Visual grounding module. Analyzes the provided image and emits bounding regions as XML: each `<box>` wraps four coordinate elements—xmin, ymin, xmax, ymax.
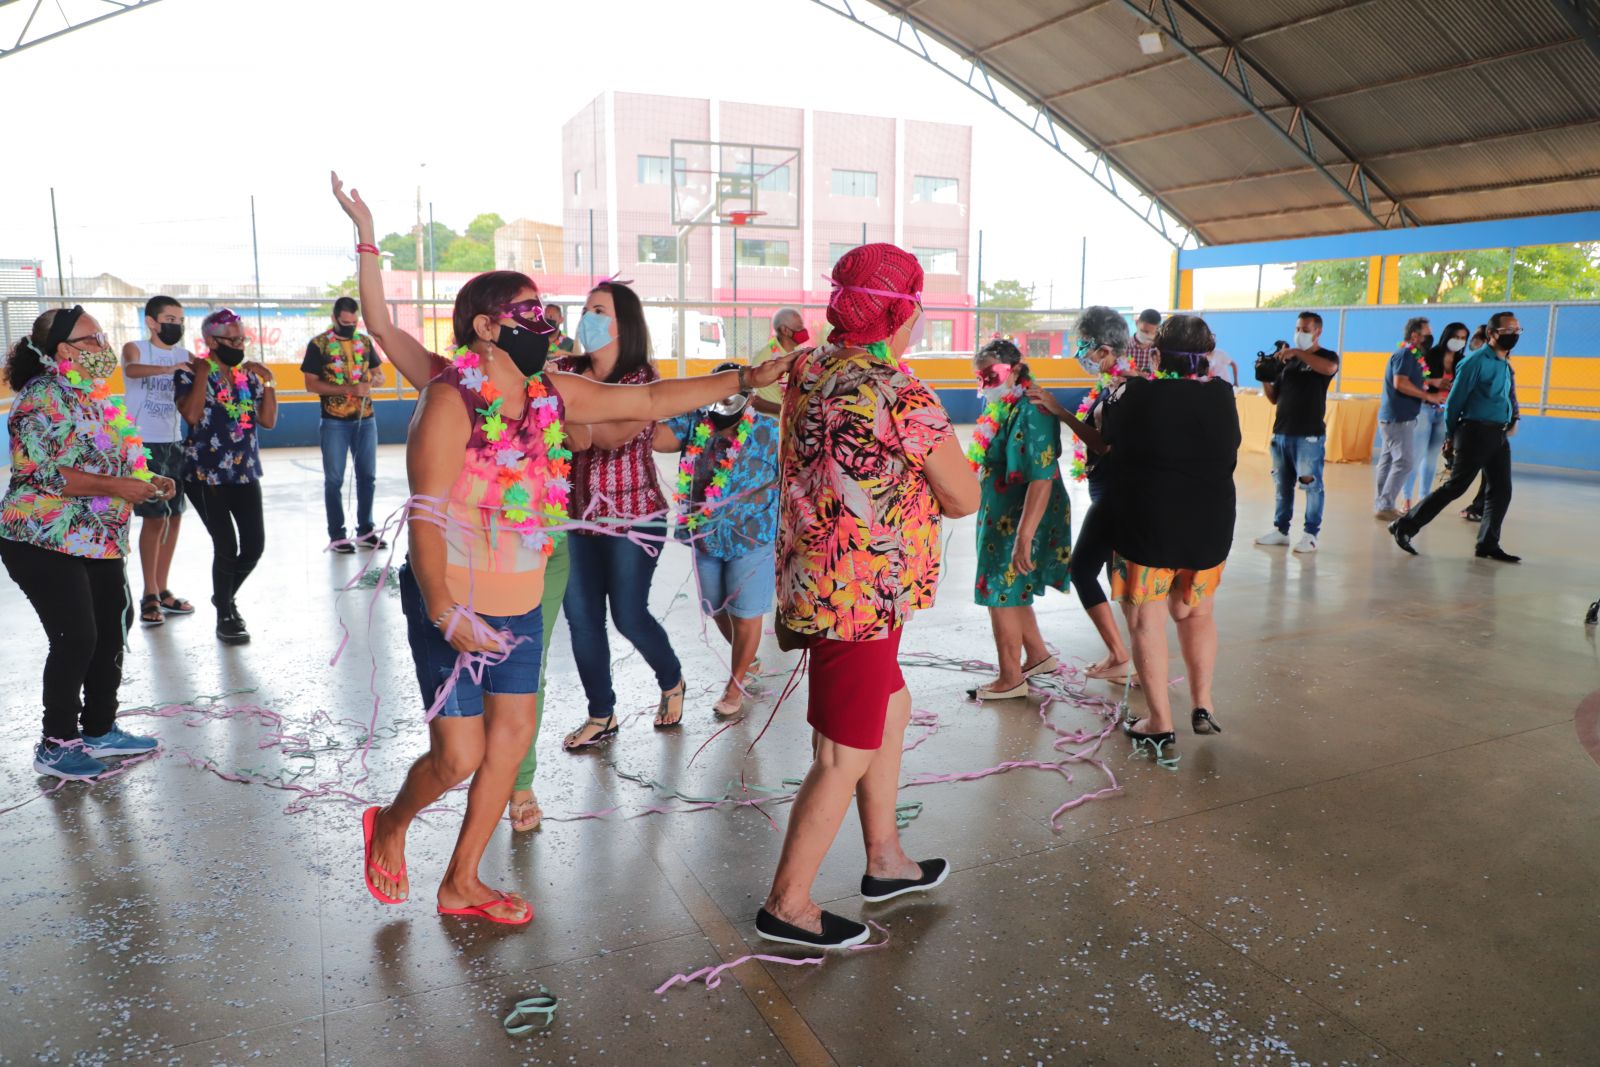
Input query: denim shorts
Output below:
<box><xmin>133</xmin><ymin>442</ymin><xmax>188</xmax><ymax>518</ymax></box>
<box><xmin>693</xmin><ymin>544</ymin><xmax>775</xmax><ymax>619</ymax></box>
<box><xmin>398</xmin><ymin>562</ymin><xmax>542</xmax><ymax>718</ymax></box>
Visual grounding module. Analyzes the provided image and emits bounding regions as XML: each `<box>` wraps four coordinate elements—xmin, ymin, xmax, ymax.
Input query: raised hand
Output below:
<box><xmin>331</xmin><ymin>171</ymin><xmax>375</xmax><ymax>238</ymax></box>
<box><xmin>750</xmin><ymin>347</ymin><xmax>807</xmax><ymax>388</ymax></box>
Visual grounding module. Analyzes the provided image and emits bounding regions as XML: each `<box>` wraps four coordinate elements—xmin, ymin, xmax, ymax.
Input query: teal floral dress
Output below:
<box><xmin>974</xmin><ymin>398</ymin><xmax>1071</xmax><ymax>607</ymax></box>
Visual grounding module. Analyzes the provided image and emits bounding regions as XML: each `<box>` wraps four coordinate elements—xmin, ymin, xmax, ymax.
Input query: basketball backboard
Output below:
<box><xmin>670</xmin><ymin>139</ymin><xmax>801</xmax><ymax>229</ymax></box>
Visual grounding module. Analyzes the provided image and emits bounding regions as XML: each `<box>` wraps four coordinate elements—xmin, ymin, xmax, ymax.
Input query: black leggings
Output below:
<box><xmin>0</xmin><ymin>538</ymin><xmax>131</xmax><ymax>742</ymax></box>
<box><xmin>1070</xmin><ymin>478</ymin><xmax>1115</xmax><ymax>612</ymax></box>
<box><xmin>185</xmin><ymin>480</ymin><xmax>265</xmax><ymax>611</ymax></box>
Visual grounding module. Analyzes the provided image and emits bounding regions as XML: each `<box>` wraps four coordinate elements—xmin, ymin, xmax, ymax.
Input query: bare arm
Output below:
<box><xmin>651</xmin><ymin>423</ymin><xmax>683</xmax><ymax>452</ymax></box>
<box><xmin>249</xmin><ymin>364</ymin><xmax>279</xmax><ymax>430</ymax></box>
<box><xmin>1294</xmin><ymin>349</ymin><xmax>1338</xmax><ymax>376</ymax></box>
<box><xmin>751</xmin><ymin>396</ymin><xmax>782</xmax><ymax>417</ymax></box>
<box><xmin>60</xmin><ymin>467</ymin><xmax>164</xmax><ymax>504</ymax></box>
<box><xmin>553</xmin><ymin>355</ymin><xmax>795</xmax><ymax>427</ymax></box>
<box><xmin>1392</xmin><ymin>374</ymin><xmax>1437</xmax><ymax>402</ymax></box>
<box><xmin>922</xmin><ymin>435</ymin><xmax>980</xmax><ymax>519</ymax></box>
<box><xmin>591</xmin><ymin>420</ymin><xmax>651</xmax><ymax>449</ymax></box>
<box><xmin>1264</xmin><ymin>380</ymin><xmax>1280</xmax><ymax>404</ymax></box>
<box><xmin>122</xmin><ymin>340</ymin><xmax>185</xmax><ymax>378</ymax></box>
<box><xmin>331</xmin><ymin>172</ymin><xmax>433</xmax><ymax>389</ymax></box>
<box><xmin>1010</xmin><ymin>478</ymin><xmax>1053</xmax><ymax>574</ymax></box>
<box><xmin>1025</xmin><ymin>384</ymin><xmax>1107</xmax><ymax>453</ymax></box>
<box><xmin>303</xmin><ymin>373</ymin><xmax>366</xmax><ymax>398</ymax></box>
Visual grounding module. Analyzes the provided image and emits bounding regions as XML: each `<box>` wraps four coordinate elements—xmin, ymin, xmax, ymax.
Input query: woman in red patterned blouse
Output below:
<box><xmin>558</xmin><ymin>281</ymin><xmax>688</xmax><ymax>748</ymax></box>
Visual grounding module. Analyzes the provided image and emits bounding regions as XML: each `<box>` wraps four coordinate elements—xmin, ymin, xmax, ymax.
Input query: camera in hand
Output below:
<box><xmin>1254</xmin><ymin>340</ymin><xmax>1289</xmax><ymax>383</ymax></box>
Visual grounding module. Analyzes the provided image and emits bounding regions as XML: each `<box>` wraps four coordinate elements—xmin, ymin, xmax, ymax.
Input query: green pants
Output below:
<box><xmin>513</xmin><ymin>539</ymin><xmax>570</xmax><ymax>792</ymax></box>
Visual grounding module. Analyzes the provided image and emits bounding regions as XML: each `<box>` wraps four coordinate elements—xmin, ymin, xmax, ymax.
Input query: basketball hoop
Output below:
<box><xmin>722</xmin><ymin>210</ymin><xmax>767</xmax><ymax>227</ymax></box>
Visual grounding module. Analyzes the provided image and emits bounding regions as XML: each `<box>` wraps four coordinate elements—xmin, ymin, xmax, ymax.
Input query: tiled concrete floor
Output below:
<box><xmin>1</xmin><ymin>444</ymin><xmax>1596</xmax><ymax>1066</ymax></box>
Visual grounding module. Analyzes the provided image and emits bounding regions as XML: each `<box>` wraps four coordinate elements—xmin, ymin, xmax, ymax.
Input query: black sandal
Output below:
<box><xmin>1191</xmin><ymin>708</ymin><xmax>1223</xmax><ymax>735</ymax></box>
<box><xmin>158</xmin><ymin>589</ymin><xmax>195</xmax><ymax>615</ymax></box>
<box><xmin>139</xmin><ymin>594</ymin><xmax>165</xmax><ymax>627</ymax></box>
<box><xmin>563</xmin><ymin>714</ymin><xmax>618</xmax><ymax>751</ymax></box>
<box><xmin>654</xmin><ymin>681</ymin><xmax>686</xmax><ymax>729</ymax></box>
<box><xmin>1122</xmin><ymin>718</ymin><xmax>1178</xmax><ymax>764</ymax></box>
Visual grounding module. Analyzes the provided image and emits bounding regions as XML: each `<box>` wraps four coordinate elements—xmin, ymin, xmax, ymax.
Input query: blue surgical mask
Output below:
<box><xmin>577</xmin><ymin>311</ymin><xmax>613</xmax><ymax>353</ymax></box>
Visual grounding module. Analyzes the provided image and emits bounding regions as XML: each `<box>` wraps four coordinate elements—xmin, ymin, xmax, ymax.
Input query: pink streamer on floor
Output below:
<box><xmin>655</xmin><ymin>921</ymin><xmax>890</xmax><ymax>994</ymax></box>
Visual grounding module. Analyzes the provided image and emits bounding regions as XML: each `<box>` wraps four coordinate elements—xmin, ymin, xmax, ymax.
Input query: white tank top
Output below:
<box><xmin>123</xmin><ymin>339</ymin><xmax>191</xmax><ymax>444</ymax></box>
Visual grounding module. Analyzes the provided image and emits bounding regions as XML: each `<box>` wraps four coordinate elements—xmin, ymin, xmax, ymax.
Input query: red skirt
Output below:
<box><xmin>806</xmin><ymin>628</ymin><xmax>906</xmax><ymax>750</ymax></box>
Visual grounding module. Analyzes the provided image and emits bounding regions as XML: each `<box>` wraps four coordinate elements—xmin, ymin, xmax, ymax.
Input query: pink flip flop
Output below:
<box><xmin>362</xmin><ymin>806</ymin><xmax>407</xmax><ymax>905</ymax></box>
<box><xmin>437</xmin><ymin>890</ymin><xmax>533</xmax><ymax>925</ymax></box>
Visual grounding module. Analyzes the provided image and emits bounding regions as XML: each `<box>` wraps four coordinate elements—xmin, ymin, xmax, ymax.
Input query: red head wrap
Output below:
<box><xmin>825</xmin><ymin>243</ymin><xmax>923</xmax><ymax>347</ymax></box>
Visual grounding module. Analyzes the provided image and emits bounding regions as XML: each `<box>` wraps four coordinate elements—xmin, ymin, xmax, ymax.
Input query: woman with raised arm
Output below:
<box><xmin>334</xmin><ymin>175</ymin><xmax>796</xmax><ymax>921</ymax></box>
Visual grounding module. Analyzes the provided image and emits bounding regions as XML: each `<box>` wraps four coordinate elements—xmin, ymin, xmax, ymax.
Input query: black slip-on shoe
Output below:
<box><xmin>755</xmin><ymin>907</ymin><xmax>869</xmax><ymax>949</ymax></box>
<box><xmin>1388</xmin><ymin>520</ymin><xmax>1418</xmax><ymax>556</ymax></box>
<box><xmin>1475</xmin><ymin>546</ymin><xmax>1521</xmax><ymax>563</ymax></box>
<box><xmin>216</xmin><ymin>612</ymin><xmax>250</xmax><ymax>646</ymax></box>
<box><xmin>861</xmin><ymin>858</ymin><xmax>950</xmax><ymax>903</ymax></box>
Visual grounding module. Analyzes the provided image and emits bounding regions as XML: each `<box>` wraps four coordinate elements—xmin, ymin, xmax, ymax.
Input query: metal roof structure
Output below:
<box><xmin>0</xmin><ymin>0</ymin><xmax>166</xmax><ymax>62</ymax></box>
<box><xmin>813</xmin><ymin>0</ymin><xmax>1600</xmax><ymax>248</ymax></box>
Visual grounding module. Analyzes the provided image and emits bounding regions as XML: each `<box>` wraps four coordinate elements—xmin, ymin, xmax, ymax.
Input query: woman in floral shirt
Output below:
<box><xmin>757</xmin><ymin>244</ymin><xmax>979</xmax><ymax>950</ymax></box>
<box><xmin>1</xmin><ymin>307</ymin><xmax>171</xmax><ymax>780</ymax></box>
<box><xmin>176</xmin><ymin>309</ymin><xmax>278</xmax><ymax>647</ymax></box>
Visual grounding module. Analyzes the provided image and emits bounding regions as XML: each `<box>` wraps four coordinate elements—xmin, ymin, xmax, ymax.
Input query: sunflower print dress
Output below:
<box><xmin>973</xmin><ymin>397</ymin><xmax>1071</xmax><ymax>607</ymax></box>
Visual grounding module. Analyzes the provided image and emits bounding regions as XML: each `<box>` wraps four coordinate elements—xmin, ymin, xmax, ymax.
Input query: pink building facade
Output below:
<box><xmin>558</xmin><ymin>92</ymin><xmax>975</xmax><ymax>356</ymax></box>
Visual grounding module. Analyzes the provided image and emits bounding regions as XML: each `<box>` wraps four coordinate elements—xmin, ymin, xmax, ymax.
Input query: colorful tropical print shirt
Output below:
<box><xmin>1</xmin><ymin>372</ymin><xmax>137</xmax><ymax>558</ymax></box>
<box><xmin>175</xmin><ymin>365</ymin><xmax>265</xmax><ymax>485</ymax></box>
<box><xmin>301</xmin><ymin>329</ymin><xmax>381</xmax><ymax>420</ymax></box>
<box><xmin>663</xmin><ymin>411</ymin><xmax>780</xmax><ymax>561</ymax></box>
<box><xmin>776</xmin><ymin>346</ymin><xmax>955</xmax><ymax>642</ymax></box>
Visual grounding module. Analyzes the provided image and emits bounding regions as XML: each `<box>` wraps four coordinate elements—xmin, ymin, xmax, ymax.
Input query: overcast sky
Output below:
<box><xmin>0</xmin><ymin>0</ymin><xmax>1176</xmax><ymax>307</ymax></box>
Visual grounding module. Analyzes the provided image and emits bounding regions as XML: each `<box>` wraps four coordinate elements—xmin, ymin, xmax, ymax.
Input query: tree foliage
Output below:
<box><xmin>978</xmin><ymin>278</ymin><xmax>1039</xmax><ymax>335</ymax></box>
<box><xmin>1266</xmin><ymin>243</ymin><xmax>1600</xmax><ymax>308</ymax></box>
<box><xmin>378</xmin><ymin>216</ymin><xmax>500</xmax><ymax>272</ymax></box>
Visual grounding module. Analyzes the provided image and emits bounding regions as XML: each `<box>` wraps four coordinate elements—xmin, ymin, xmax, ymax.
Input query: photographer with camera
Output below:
<box><xmin>1254</xmin><ymin>312</ymin><xmax>1339</xmax><ymax>554</ymax></box>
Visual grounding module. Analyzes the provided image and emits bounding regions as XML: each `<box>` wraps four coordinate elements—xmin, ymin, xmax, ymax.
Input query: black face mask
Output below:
<box><xmin>497</xmin><ymin>324</ymin><xmax>551</xmax><ymax>377</ymax></box>
<box><xmin>1495</xmin><ymin>332</ymin><xmax>1520</xmax><ymax>353</ymax></box>
<box><xmin>1420</xmin><ymin>334</ymin><xmax>1434</xmax><ymax>351</ymax></box>
<box><xmin>333</xmin><ymin>323</ymin><xmax>356</xmax><ymax>339</ymax></box>
<box><xmin>157</xmin><ymin>322</ymin><xmax>185</xmax><ymax>346</ymax></box>
<box><xmin>214</xmin><ymin>341</ymin><xmax>246</xmax><ymax>367</ymax></box>
<box><xmin>709</xmin><ymin>409</ymin><xmax>744</xmax><ymax>432</ymax></box>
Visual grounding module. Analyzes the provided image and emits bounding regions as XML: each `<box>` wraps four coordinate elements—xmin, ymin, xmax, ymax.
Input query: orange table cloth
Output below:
<box><xmin>1235</xmin><ymin>390</ymin><xmax>1378</xmax><ymax>463</ymax></box>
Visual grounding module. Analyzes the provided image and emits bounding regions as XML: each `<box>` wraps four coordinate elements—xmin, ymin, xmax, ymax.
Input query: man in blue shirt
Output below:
<box><xmin>1390</xmin><ymin>311</ymin><xmax>1521</xmax><ymax>562</ymax></box>
<box><xmin>1374</xmin><ymin>316</ymin><xmax>1443</xmax><ymax>520</ymax></box>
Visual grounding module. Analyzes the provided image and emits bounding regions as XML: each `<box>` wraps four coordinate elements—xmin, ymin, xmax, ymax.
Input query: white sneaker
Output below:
<box><xmin>1255</xmin><ymin>529</ymin><xmax>1290</xmax><ymax>546</ymax></box>
<box><xmin>1294</xmin><ymin>534</ymin><xmax>1318</xmax><ymax>553</ymax></box>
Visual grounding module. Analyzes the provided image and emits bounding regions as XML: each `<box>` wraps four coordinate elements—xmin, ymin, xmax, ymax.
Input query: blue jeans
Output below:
<box><xmin>1270</xmin><ymin>434</ymin><xmax>1326</xmax><ymax>536</ymax></box>
<box><xmin>319</xmin><ymin>417</ymin><xmax>377</xmax><ymax>540</ymax></box>
<box><xmin>1406</xmin><ymin>404</ymin><xmax>1448</xmax><ymax>500</ymax></box>
<box><xmin>563</xmin><ymin>527</ymin><xmax>683</xmax><ymax>717</ymax></box>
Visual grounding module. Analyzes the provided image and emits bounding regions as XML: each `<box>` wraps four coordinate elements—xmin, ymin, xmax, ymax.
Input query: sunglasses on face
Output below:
<box><xmin>498</xmin><ymin>300</ymin><xmax>556</xmax><ymax>334</ymax></box>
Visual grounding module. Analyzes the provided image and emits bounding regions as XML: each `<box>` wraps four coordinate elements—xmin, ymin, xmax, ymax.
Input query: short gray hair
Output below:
<box><xmin>1404</xmin><ymin>315</ymin><xmax>1430</xmax><ymax>339</ymax></box>
<box><xmin>1075</xmin><ymin>305</ymin><xmax>1129</xmax><ymax>353</ymax></box>
<box><xmin>771</xmin><ymin>306</ymin><xmax>802</xmax><ymax>332</ymax></box>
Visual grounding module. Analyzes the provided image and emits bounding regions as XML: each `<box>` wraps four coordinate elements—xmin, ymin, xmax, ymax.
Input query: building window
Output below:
<box><xmin>737</xmin><ymin>162</ymin><xmax>791</xmax><ymax>194</ymax></box>
<box><xmin>913</xmin><ymin>246</ymin><xmax>958</xmax><ymax>274</ymax></box>
<box><xmin>912</xmin><ymin>175</ymin><xmax>959</xmax><ymax>204</ymax></box>
<box><xmin>736</xmin><ymin>239</ymin><xmax>790</xmax><ymax>268</ymax></box>
<box><xmin>831</xmin><ymin>169</ymin><xmax>877</xmax><ymax>198</ymax></box>
<box><xmin>1027</xmin><ymin>337</ymin><xmax>1050</xmax><ymax>359</ymax></box>
<box><xmin>637</xmin><ymin>236</ymin><xmax>677</xmax><ymax>264</ymax></box>
<box><xmin>914</xmin><ymin>319</ymin><xmax>954</xmax><ymax>354</ymax></box>
<box><xmin>638</xmin><ymin>155</ymin><xmax>687</xmax><ymax>186</ymax></box>
<box><xmin>573</xmin><ymin>170</ymin><xmax>582</xmax><ymax>196</ymax></box>
<box><xmin>828</xmin><ymin>242</ymin><xmax>854</xmax><ymax>268</ymax></box>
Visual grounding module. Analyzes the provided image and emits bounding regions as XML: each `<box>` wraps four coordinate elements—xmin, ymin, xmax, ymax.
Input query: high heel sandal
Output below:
<box><xmin>1191</xmin><ymin>708</ymin><xmax>1222</xmax><ymax>735</ymax></box>
<box><xmin>1122</xmin><ymin>718</ymin><xmax>1179</xmax><ymax>765</ymax></box>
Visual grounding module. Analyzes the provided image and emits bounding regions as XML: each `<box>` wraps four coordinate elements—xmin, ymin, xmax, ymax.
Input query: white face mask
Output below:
<box><xmin>1293</xmin><ymin>330</ymin><xmax>1315</xmax><ymax>349</ymax></box>
<box><xmin>1446</xmin><ymin>338</ymin><xmax>1466</xmax><ymax>353</ymax></box>
<box><xmin>1137</xmin><ymin>328</ymin><xmax>1156</xmax><ymax>343</ymax></box>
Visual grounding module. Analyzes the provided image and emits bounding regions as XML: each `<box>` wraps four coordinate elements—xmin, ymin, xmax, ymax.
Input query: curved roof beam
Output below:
<box><xmin>1114</xmin><ymin>0</ymin><xmax>1420</xmax><ymax>231</ymax></box>
<box><xmin>0</xmin><ymin>0</ymin><xmax>166</xmax><ymax>62</ymax></box>
<box><xmin>806</xmin><ymin>0</ymin><xmax>1198</xmax><ymax>249</ymax></box>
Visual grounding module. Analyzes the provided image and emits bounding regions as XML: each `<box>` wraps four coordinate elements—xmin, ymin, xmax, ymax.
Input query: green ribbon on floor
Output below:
<box><xmin>504</xmin><ymin>988</ymin><xmax>558</xmax><ymax>1035</ymax></box>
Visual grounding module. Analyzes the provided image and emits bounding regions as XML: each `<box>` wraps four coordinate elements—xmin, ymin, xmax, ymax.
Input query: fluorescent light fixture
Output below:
<box><xmin>1138</xmin><ymin>30</ymin><xmax>1164</xmax><ymax>54</ymax></box>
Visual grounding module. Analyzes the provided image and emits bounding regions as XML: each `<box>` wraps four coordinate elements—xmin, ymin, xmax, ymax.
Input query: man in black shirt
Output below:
<box><xmin>1255</xmin><ymin>311</ymin><xmax>1339</xmax><ymax>554</ymax></box>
